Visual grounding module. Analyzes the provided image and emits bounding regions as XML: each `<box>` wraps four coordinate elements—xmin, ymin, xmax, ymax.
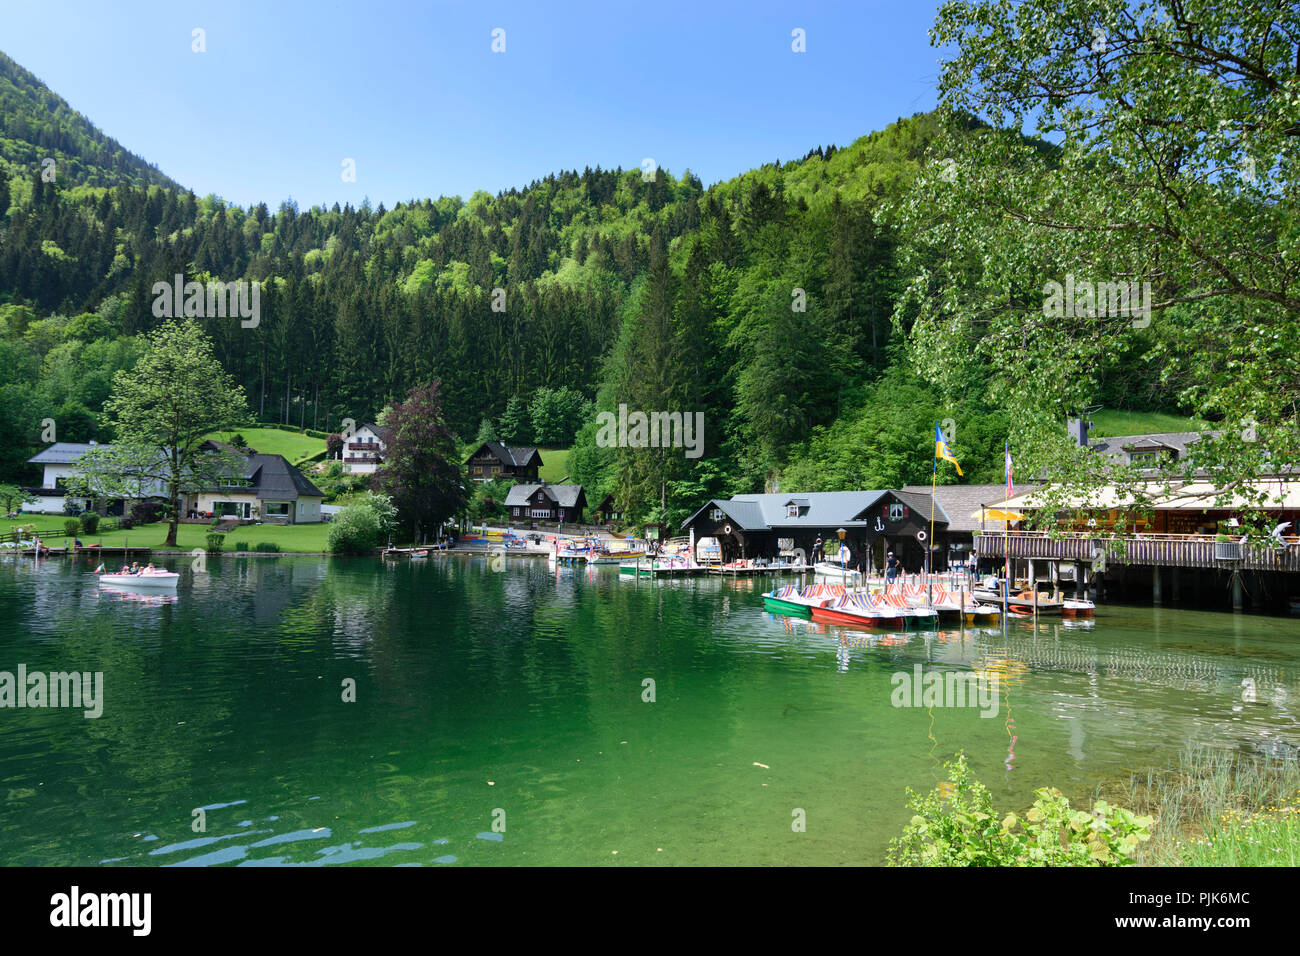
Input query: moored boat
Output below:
<box><xmin>813</xmin><ymin>562</ymin><xmax>863</xmax><ymax>581</ymax></box>
<box><xmin>762</xmin><ymin>583</ymin><xmax>845</xmax><ymax>617</ymax></box>
<box><xmin>810</xmin><ymin>592</ymin><xmax>909</xmax><ymax>629</ymax></box>
<box><xmin>1062</xmin><ymin>598</ymin><xmax>1095</xmax><ymax>618</ymax></box>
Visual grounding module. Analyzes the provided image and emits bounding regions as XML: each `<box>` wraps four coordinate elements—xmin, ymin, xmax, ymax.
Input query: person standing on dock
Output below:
<box><xmin>885</xmin><ymin>551</ymin><xmax>900</xmax><ymax>590</ymax></box>
<box><xmin>967</xmin><ymin>549</ymin><xmax>978</xmax><ymax>582</ymax></box>
<box><xmin>813</xmin><ymin>536</ymin><xmax>823</xmax><ymax>563</ymax></box>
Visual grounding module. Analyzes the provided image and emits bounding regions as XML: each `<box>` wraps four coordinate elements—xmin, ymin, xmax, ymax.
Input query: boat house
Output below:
<box><xmin>680</xmin><ymin>490</ymin><xmax>947</xmax><ymax>571</ymax></box>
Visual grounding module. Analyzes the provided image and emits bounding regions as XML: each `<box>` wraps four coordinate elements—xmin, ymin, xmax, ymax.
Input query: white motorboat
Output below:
<box><xmin>96</xmin><ymin>570</ymin><xmax>179</xmax><ymax>589</ymax></box>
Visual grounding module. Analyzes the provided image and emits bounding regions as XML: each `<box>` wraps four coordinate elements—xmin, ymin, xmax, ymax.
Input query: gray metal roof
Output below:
<box><xmin>1087</xmin><ymin>431</ymin><xmax>1206</xmax><ymax>463</ymax></box>
<box><xmin>902</xmin><ymin>483</ymin><xmax>1036</xmax><ymax>532</ymax></box>
<box><xmin>27</xmin><ymin>442</ymin><xmax>102</xmax><ymax>465</ymax></box>
<box><xmin>684</xmin><ymin>490</ymin><xmax>945</xmax><ymax>531</ymax></box>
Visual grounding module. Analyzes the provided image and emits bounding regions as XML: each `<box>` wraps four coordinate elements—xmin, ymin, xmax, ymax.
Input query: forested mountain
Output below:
<box><xmin>0</xmin><ymin>51</ymin><xmax>1181</xmax><ymax>526</ymax></box>
<box><xmin>0</xmin><ymin>51</ymin><xmax>179</xmax><ymax>191</ymax></box>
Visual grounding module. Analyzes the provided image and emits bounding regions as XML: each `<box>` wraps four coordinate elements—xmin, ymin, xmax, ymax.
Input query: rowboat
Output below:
<box><xmin>96</xmin><ymin>570</ymin><xmax>179</xmax><ymax>589</ymax></box>
<box><xmin>971</xmin><ymin>586</ymin><xmax>1065</xmax><ymax>616</ymax></box>
<box><xmin>905</xmin><ymin>586</ymin><xmax>1001</xmax><ymax>624</ymax></box>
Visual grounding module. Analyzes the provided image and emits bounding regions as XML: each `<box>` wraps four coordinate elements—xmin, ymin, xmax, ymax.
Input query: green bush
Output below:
<box><xmin>79</xmin><ymin>512</ymin><xmax>99</xmax><ymax>535</ymax></box>
<box><xmin>253</xmin><ymin>542</ymin><xmax>281</xmax><ymax>553</ymax></box>
<box><xmin>205</xmin><ymin>531</ymin><xmax>226</xmax><ymax>552</ymax></box>
<box><xmin>64</xmin><ymin>519</ymin><xmax>80</xmax><ymax>537</ymax></box>
<box><xmin>328</xmin><ymin>494</ymin><xmax>397</xmax><ymax>553</ymax></box>
<box><xmin>887</xmin><ymin>754</ymin><xmax>1153</xmax><ymax>867</ymax></box>
<box><xmin>232</xmin><ymin>540</ymin><xmax>249</xmax><ymax>552</ymax></box>
<box><xmin>208</xmin><ymin>517</ymin><xmax>222</xmax><ymax>528</ymax></box>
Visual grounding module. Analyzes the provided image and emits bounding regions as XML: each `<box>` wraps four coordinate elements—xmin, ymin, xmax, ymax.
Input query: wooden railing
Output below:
<box><xmin>976</xmin><ymin>531</ymin><xmax>1300</xmax><ymax>572</ymax></box>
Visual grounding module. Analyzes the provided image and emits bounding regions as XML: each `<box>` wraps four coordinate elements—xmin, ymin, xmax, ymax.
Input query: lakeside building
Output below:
<box><xmin>466</xmin><ymin>442</ymin><xmax>542</xmax><ymax>483</ymax></box>
<box><xmin>680</xmin><ymin>490</ymin><xmax>946</xmax><ymax>571</ymax></box>
<box><xmin>504</xmin><ymin>482</ymin><xmax>587</xmax><ymax>523</ymax></box>
<box><xmin>342</xmin><ymin>423</ymin><xmax>390</xmax><ymax>475</ymax></box>
<box><xmin>22</xmin><ymin>441</ymin><xmax>324</xmax><ymax>524</ymax></box>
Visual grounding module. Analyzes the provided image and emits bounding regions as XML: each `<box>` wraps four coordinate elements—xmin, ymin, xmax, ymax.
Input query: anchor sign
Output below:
<box><xmin>872</xmin><ymin>516</ymin><xmax>886</xmax><ymax>533</ymax></box>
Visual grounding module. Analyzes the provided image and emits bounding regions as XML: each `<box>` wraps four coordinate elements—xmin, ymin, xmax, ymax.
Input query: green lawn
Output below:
<box><xmin>1088</xmin><ymin>409</ymin><xmax>1203</xmax><ymax>438</ymax></box>
<box><xmin>2</xmin><ymin>514</ymin><xmax>334</xmax><ymax>553</ymax></box>
<box><xmin>207</xmin><ymin>427</ymin><xmax>326</xmax><ymax>465</ymax></box>
<box><xmin>538</xmin><ymin>447</ymin><xmax>571</xmax><ymax>483</ymax></box>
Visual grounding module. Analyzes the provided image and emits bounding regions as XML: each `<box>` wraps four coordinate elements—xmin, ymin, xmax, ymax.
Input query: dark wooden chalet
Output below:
<box><xmin>466</xmin><ymin>441</ymin><xmax>543</xmax><ymax>482</ymax></box>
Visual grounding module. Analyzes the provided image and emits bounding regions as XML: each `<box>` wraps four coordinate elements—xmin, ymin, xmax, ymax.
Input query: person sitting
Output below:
<box><xmin>129</xmin><ymin>562</ymin><xmax>140</xmax><ymax>575</ymax></box>
<box><xmin>143</xmin><ymin>563</ymin><xmax>156</xmax><ymax>574</ymax></box>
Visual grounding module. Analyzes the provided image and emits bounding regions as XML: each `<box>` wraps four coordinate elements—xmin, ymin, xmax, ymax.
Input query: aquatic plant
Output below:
<box><xmin>888</xmin><ymin>754</ymin><xmax>1152</xmax><ymax>867</ymax></box>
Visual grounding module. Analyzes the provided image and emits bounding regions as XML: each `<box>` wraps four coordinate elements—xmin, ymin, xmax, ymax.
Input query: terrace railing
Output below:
<box><xmin>976</xmin><ymin>530</ymin><xmax>1300</xmax><ymax>572</ymax></box>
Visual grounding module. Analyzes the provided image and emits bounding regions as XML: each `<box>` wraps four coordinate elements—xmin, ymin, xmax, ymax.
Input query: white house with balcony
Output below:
<box><xmin>343</xmin><ymin>423</ymin><xmax>390</xmax><ymax>475</ymax></box>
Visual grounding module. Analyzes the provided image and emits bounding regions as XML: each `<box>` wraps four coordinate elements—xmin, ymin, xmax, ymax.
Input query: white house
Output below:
<box><xmin>23</xmin><ymin>442</ymin><xmax>166</xmax><ymax>514</ymax></box>
<box><xmin>343</xmin><ymin>423</ymin><xmax>390</xmax><ymax>475</ymax></box>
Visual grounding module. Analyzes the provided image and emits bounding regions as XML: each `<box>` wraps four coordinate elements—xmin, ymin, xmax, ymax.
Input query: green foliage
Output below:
<box><xmin>205</xmin><ymin>531</ymin><xmax>225</xmax><ymax>552</ymax></box>
<box><xmin>529</xmin><ymin>386</ymin><xmax>591</xmax><ymax>446</ymax></box>
<box><xmin>252</xmin><ymin>541</ymin><xmax>280</xmax><ymax>553</ymax></box>
<box><xmin>888</xmin><ymin>754</ymin><xmax>1153</xmax><ymax>867</ymax></box>
<box><xmin>63</xmin><ymin>518</ymin><xmax>80</xmax><ymax>537</ymax></box>
<box><xmin>327</xmin><ymin>493</ymin><xmax>398</xmax><ymax>553</ymax></box>
<box><xmin>79</xmin><ymin>511</ymin><xmax>99</xmax><ymax>534</ymax></box>
<box><xmin>232</xmin><ymin>540</ymin><xmax>249</xmax><ymax>552</ymax></box>
<box><xmin>496</xmin><ymin>395</ymin><xmax>530</xmax><ymax>446</ymax></box>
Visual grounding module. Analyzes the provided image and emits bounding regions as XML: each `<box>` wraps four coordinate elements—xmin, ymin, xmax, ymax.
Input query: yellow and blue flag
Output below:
<box><xmin>935</xmin><ymin>423</ymin><xmax>963</xmax><ymax>476</ymax></box>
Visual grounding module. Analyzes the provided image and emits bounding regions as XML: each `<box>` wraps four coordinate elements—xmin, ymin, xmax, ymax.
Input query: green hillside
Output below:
<box><xmin>0</xmin><ymin>50</ymin><xmax>180</xmax><ymax>192</ymax></box>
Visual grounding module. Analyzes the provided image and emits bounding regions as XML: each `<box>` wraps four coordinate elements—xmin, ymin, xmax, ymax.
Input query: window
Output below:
<box><xmin>530</xmin><ymin>508</ymin><xmax>550</xmax><ymax>518</ymax></box>
<box><xmin>787</xmin><ymin>505</ymin><xmax>799</xmax><ymax>517</ymax></box>
<box><xmin>264</xmin><ymin>502</ymin><xmax>290</xmax><ymax>516</ymax></box>
<box><xmin>709</xmin><ymin>508</ymin><xmax>723</xmax><ymax>521</ymax></box>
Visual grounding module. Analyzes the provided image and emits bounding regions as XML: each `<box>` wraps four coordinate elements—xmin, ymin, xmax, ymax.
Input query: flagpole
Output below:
<box><xmin>1004</xmin><ymin>441</ymin><xmax>1011</xmax><ymax>626</ymax></box>
<box><xmin>929</xmin><ymin>422</ymin><xmax>937</xmax><ymax>607</ymax></box>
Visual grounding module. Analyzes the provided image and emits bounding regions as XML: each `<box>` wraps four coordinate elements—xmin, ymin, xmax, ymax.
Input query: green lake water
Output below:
<box><xmin>1</xmin><ymin>554</ymin><xmax>1298</xmax><ymax>866</ymax></box>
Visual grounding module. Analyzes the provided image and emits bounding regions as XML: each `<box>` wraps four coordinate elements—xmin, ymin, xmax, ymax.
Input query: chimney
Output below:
<box><xmin>1067</xmin><ymin>417</ymin><xmax>1091</xmax><ymax>448</ymax></box>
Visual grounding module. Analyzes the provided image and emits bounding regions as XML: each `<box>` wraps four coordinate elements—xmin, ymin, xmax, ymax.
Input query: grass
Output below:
<box><xmin>538</xmin><ymin>447</ymin><xmax>571</xmax><ymax>483</ymax></box>
<box><xmin>206</xmin><ymin>427</ymin><xmax>325</xmax><ymax>465</ymax></box>
<box><xmin>2</xmin><ymin>514</ymin><xmax>334</xmax><ymax>553</ymax></box>
<box><xmin>1088</xmin><ymin>409</ymin><xmax>1203</xmax><ymax>438</ymax></box>
<box><xmin>1119</xmin><ymin>745</ymin><xmax>1300</xmax><ymax>865</ymax></box>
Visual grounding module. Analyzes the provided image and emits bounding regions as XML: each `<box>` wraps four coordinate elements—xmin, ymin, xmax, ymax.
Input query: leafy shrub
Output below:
<box><xmin>119</xmin><ymin>517</ymin><xmax>134</xmax><ymax>530</ymax></box>
<box><xmin>328</xmin><ymin>493</ymin><xmax>397</xmax><ymax>553</ymax></box>
<box><xmin>205</xmin><ymin>531</ymin><xmax>226</xmax><ymax>552</ymax></box>
<box><xmin>253</xmin><ymin>542</ymin><xmax>281</xmax><ymax>553</ymax></box>
<box><xmin>208</xmin><ymin>517</ymin><xmax>222</xmax><ymax>528</ymax></box>
<box><xmin>232</xmin><ymin>540</ymin><xmax>249</xmax><ymax>552</ymax></box>
<box><xmin>887</xmin><ymin>754</ymin><xmax>1153</xmax><ymax>867</ymax></box>
<box><xmin>79</xmin><ymin>512</ymin><xmax>100</xmax><ymax>534</ymax></box>
<box><xmin>62</xmin><ymin>497</ymin><xmax>81</xmax><ymax>517</ymax></box>
<box><xmin>63</xmin><ymin>518</ymin><xmax>81</xmax><ymax>536</ymax></box>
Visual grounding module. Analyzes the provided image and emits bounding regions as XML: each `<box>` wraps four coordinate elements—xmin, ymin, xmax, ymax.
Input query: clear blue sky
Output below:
<box><xmin>0</xmin><ymin>0</ymin><xmax>949</xmax><ymax>209</ymax></box>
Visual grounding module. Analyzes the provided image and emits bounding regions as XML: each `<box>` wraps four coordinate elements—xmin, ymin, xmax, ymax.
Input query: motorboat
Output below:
<box><xmin>96</xmin><ymin>568</ymin><xmax>179</xmax><ymax>588</ymax></box>
<box><xmin>813</xmin><ymin>562</ymin><xmax>863</xmax><ymax>581</ymax></box>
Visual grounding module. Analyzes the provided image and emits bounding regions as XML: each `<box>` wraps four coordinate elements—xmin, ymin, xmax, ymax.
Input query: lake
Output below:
<box><xmin>2</xmin><ymin>554</ymin><xmax>1298</xmax><ymax>866</ymax></box>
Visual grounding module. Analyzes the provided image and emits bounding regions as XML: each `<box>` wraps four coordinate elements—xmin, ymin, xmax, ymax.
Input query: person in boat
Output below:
<box><xmin>129</xmin><ymin>562</ymin><xmax>141</xmax><ymax>575</ymax></box>
<box><xmin>144</xmin><ymin>563</ymin><xmax>156</xmax><ymax>574</ymax></box>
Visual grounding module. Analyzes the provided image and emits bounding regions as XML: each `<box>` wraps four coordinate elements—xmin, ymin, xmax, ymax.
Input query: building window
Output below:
<box><xmin>787</xmin><ymin>505</ymin><xmax>799</xmax><ymax>517</ymax></box>
<box><xmin>530</xmin><ymin>508</ymin><xmax>550</xmax><ymax>518</ymax></box>
<box><xmin>710</xmin><ymin>508</ymin><xmax>723</xmax><ymax>521</ymax></box>
<box><xmin>264</xmin><ymin>502</ymin><xmax>290</xmax><ymax>516</ymax></box>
